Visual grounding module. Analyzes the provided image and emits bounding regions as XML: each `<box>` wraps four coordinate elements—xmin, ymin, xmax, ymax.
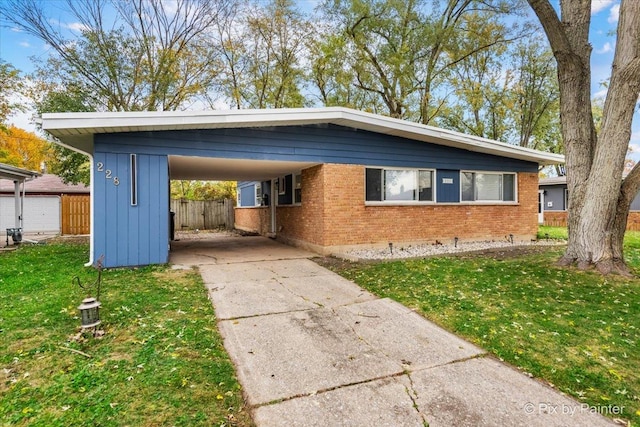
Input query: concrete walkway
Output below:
<box><xmin>171</xmin><ymin>234</ymin><xmax>616</xmax><ymax>427</ymax></box>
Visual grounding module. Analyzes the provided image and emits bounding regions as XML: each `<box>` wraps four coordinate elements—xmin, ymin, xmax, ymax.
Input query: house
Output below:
<box><xmin>40</xmin><ymin>107</ymin><xmax>563</xmax><ymax>268</ymax></box>
<box><xmin>0</xmin><ymin>173</ymin><xmax>90</xmax><ymax>235</ymax></box>
<box><xmin>539</xmin><ymin>176</ymin><xmax>640</xmax><ymax>229</ymax></box>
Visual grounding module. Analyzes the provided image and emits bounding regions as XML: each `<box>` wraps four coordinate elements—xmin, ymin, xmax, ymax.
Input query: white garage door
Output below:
<box><xmin>0</xmin><ymin>196</ymin><xmax>61</xmax><ymax>233</ymax></box>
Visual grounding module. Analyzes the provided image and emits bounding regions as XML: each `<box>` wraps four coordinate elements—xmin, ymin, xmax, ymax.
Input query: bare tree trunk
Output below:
<box><xmin>528</xmin><ymin>0</ymin><xmax>640</xmax><ymax>275</ymax></box>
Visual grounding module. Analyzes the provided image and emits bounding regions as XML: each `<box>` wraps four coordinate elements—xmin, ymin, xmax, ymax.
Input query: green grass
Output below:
<box><xmin>328</xmin><ymin>230</ymin><xmax>640</xmax><ymax>426</ymax></box>
<box><xmin>0</xmin><ymin>242</ymin><xmax>252</xmax><ymax>426</ymax></box>
<box><xmin>537</xmin><ymin>225</ymin><xmax>568</xmax><ymax>240</ymax></box>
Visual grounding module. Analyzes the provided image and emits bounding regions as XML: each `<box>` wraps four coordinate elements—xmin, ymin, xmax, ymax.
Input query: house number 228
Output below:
<box><xmin>96</xmin><ymin>162</ymin><xmax>120</xmax><ymax>186</ymax></box>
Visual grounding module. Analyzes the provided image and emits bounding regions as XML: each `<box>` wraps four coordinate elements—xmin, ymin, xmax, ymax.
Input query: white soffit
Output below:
<box><xmin>169</xmin><ymin>156</ymin><xmax>319</xmax><ymax>181</ymax></box>
<box><xmin>41</xmin><ymin>107</ymin><xmax>565</xmax><ymax>165</ymax></box>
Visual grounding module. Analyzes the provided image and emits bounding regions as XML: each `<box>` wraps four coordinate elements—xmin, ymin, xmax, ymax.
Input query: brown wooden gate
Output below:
<box><xmin>61</xmin><ymin>194</ymin><xmax>90</xmax><ymax>235</ymax></box>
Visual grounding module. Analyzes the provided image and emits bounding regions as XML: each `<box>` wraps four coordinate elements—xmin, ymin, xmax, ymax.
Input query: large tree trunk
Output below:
<box><xmin>528</xmin><ymin>0</ymin><xmax>640</xmax><ymax>275</ymax></box>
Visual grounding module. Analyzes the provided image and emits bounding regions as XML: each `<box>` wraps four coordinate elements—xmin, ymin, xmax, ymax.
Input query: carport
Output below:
<box><xmin>0</xmin><ymin>163</ymin><xmax>41</xmax><ymax>245</ymax></box>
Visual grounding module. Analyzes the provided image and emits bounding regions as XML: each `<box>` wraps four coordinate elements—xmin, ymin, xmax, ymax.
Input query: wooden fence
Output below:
<box><xmin>61</xmin><ymin>194</ymin><xmax>90</xmax><ymax>235</ymax></box>
<box><xmin>170</xmin><ymin>198</ymin><xmax>235</xmax><ymax>231</ymax></box>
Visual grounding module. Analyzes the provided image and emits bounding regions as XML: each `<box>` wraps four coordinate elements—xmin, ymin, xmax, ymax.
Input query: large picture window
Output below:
<box><xmin>366</xmin><ymin>168</ymin><xmax>434</xmax><ymax>202</ymax></box>
<box><xmin>461</xmin><ymin>172</ymin><xmax>516</xmax><ymax>202</ymax></box>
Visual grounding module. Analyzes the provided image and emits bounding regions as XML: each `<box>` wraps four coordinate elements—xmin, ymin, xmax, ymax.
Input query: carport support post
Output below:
<box><xmin>270</xmin><ymin>179</ymin><xmax>277</xmax><ymax>236</ymax></box>
<box><xmin>13</xmin><ymin>180</ymin><xmax>21</xmax><ymax>229</ymax></box>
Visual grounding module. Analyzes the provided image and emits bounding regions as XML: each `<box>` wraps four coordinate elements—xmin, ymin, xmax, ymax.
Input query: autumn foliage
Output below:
<box><xmin>0</xmin><ymin>125</ymin><xmax>53</xmax><ymax>171</ymax></box>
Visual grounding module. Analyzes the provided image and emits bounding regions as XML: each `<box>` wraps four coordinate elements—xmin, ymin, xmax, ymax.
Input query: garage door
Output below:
<box><xmin>0</xmin><ymin>196</ymin><xmax>61</xmax><ymax>233</ymax></box>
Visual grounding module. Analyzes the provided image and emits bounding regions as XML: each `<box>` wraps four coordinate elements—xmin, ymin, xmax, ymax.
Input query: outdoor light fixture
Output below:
<box><xmin>509</xmin><ymin>234</ymin><xmax>514</xmax><ymax>244</ymax></box>
<box><xmin>73</xmin><ymin>255</ymin><xmax>104</xmax><ymax>331</ymax></box>
<box><xmin>454</xmin><ymin>237</ymin><xmax>459</xmax><ymax>248</ymax></box>
<box><xmin>78</xmin><ymin>297</ymin><xmax>101</xmax><ymax>329</ymax></box>
<box><xmin>389</xmin><ymin>242</ymin><xmax>393</xmax><ymax>254</ymax></box>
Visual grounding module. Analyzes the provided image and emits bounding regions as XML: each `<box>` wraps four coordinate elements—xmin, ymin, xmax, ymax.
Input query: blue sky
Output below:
<box><xmin>0</xmin><ymin>0</ymin><xmax>638</xmax><ymax>158</ymax></box>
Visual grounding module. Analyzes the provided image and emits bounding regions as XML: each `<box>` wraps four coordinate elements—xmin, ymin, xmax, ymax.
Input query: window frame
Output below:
<box><xmin>459</xmin><ymin>170</ymin><xmax>517</xmax><ymax>203</ymax></box>
<box><xmin>293</xmin><ymin>172</ymin><xmax>302</xmax><ymax>205</ymax></box>
<box><xmin>365</xmin><ymin>167</ymin><xmax>436</xmax><ymax>205</ymax></box>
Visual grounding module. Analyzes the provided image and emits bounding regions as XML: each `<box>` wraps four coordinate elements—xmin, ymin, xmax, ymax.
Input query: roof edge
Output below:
<box><xmin>42</xmin><ymin>107</ymin><xmax>565</xmax><ymax>165</ymax></box>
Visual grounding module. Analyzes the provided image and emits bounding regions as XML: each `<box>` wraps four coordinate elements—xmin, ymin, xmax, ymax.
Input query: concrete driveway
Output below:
<box><xmin>171</xmin><ymin>233</ymin><xmax>616</xmax><ymax>427</ymax></box>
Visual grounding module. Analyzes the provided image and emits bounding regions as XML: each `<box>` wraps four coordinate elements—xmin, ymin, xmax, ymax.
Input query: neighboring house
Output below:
<box><xmin>0</xmin><ymin>174</ymin><xmax>90</xmax><ymax>235</ymax></box>
<box><xmin>41</xmin><ymin>107</ymin><xmax>563</xmax><ymax>268</ymax></box>
<box><xmin>539</xmin><ymin>176</ymin><xmax>640</xmax><ymax>229</ymax></box>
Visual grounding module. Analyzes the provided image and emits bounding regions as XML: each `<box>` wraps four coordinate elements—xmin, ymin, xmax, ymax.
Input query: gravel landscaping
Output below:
<box><xmin>342</xmin><ymin>238</ymin><xmax>566</xmax><ymax>260</ymax></box>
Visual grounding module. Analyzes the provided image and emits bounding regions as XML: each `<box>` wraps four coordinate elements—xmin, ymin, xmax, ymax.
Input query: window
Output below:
<box><xmin>294</xmin><ymin>173</ymin><xmax>302</xmax><ymax>204</ymax></box>
<box><xmin>130</xmin><ymin>154</ymin><xmax>137</xmax><ymax>206</ymax></box>
<box><xmin>366</xmin><ymin>168</ymin><xmax>434</xmax><ymax>202</ymax></box>
<box><xmin>278</xmin><ymin>176</ymin><xmax>286</xmax><ymax>195</ymax></box>
<box><xmin>461</xmin><ymin>172</ymin><xmax>516</xmax><ymax>202</ymax></box>
<box><xmin>255</xmin><ymin>183</ymin><xmax>262</xmax><ymax>206</ymax></box>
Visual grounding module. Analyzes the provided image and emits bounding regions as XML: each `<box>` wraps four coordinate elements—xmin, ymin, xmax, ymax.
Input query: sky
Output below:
<box><xmin>0</xmin><ymin>0</ymin><xmax>638</xmax><ymax>159</ymax></box>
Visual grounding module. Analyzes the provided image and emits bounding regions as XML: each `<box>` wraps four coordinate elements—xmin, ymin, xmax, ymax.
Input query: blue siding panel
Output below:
<box><xmin>240</xmin><ymin>184</ymin><xmax>256</xmax><ymax>207</ymax></box>
<box><xmin>93</xmin><ymin>151</ymin><xmax>168</xmax><ymax>267</ymax></box>
<box><xmin>436</xmin><ymin>170</ymin><xmax>460</xmax><ymax>203</ymax></box>
<box><xmin>95</xmin><ymin>124</ymin><xmax>538</xmax><ymax>173</ymax></box>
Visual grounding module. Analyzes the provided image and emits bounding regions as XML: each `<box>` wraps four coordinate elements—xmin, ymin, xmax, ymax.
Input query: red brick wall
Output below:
<box><xmin>234</xmin><ymin>207</ymin><xmax>269</xmax><ymax>234</ymax></box>
<box><xmin>319</xmin><ymin>164</ymin><xmax>538</xmax><ymax>248</ymax></box>
<box><xmin>235</xmin><ymin>164</ymin><xmax>540</xmax><ymax>253</ymax></box>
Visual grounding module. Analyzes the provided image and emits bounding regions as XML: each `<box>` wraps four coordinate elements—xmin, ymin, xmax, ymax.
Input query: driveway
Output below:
<box><xmin>170</xmin><ymin>233</ymin><xmax>616</xmax><ymax>427</ymax></box>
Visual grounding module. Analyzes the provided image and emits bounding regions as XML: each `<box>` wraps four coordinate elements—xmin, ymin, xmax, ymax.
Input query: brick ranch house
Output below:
<box><xmin>540</xmin><ymin>176</ymin><xmax>640</xmax><ymax>230</ymax></box>
<box><xmin>41</xmin><ymin>107</ymin><xmax>563</xmax><ymax>268</ymax></box>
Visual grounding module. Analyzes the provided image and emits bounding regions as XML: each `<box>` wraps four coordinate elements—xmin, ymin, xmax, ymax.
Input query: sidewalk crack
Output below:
<box><xmin>405</xmin><ymin>372</ymin><xmax>429</xmax><ymax>427</ymax></box>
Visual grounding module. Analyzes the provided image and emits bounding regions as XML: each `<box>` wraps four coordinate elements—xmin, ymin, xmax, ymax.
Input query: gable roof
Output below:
<box><xmin>0</xmin><ymin>173</ymin><xmax>89</xmax><ymax>194</ymax></box>
<box><xmin>40</xmin><ymin>107</ymin><xmax>564</xmax><ymax>166</ymax></box>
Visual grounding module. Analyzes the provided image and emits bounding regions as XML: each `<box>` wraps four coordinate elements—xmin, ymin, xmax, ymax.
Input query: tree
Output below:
<box><xmin>510</xmin><ymin>39</ymin><xmax>559</xmax><ymax>149</ymax></box>
<box><xmin>31</xmin><ymin>85</ymin><xmax>93</xmax><ymax>185</ymax></box>
<box><xmin>170</xmin><ymin>180</ymin><xmax>236</xmax><ymax>200</ymax></box>
<box><xmin>439</xmin><ymin>11</ymin><xmax>513</xmax><ymax>140</ymax></box>
<box><xmin>528</xmin><ymin>0</ymin><xmax>640</xmax><ymax>274</ymax></box>
<box><xmin>1</xmin><ymin>0</ymin><xmax>232</xmax><ymax>112</ymax></box>
<box><xmin>0</xmin><ymin>61</ymin><xmax>25</xmax><ymax>130</ymax></box>
<box><xmin>317</xmin><ymin>0</ymin><xmax>528</xmax><ymax>122</ymax></box>
<box><xmin>212</xmin><ymin>0</ymin><xmax>310</xmax><ymax>109</ymax></box>
<box><xmin>0</xmin><ymin>125</ymin><xmax>52</xmax><ymax>170</ymax></box>
<box><xmin>320</xmin><ymin>0</ymin><xmax>428</xmax><ymax>119</ymax></box>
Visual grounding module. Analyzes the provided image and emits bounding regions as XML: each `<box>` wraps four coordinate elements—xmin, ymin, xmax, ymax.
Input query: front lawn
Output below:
<box><xmin>328</xmin><ymin>230</ymin><xmax>640</xmax><ymax>426</ymax></box>
<box><xmin>0</xmin><ymin>242</ymin><xmax>252</xmax><ymax>426</ymax></box>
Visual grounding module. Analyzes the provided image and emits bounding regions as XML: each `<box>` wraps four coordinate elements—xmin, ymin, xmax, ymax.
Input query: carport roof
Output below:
<box><xmin>40</xmin><ymin>107</ymin><xmax>564</xmax><ymax>166</ymax></box>
<box><xmin>0</xmin><ymin>163</ymin><xmax>41</xmax><ymax>182</ymax></box>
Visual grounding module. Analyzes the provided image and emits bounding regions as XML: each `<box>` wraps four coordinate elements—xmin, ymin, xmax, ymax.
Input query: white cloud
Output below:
<box><xmin>11</xmin><ymin>27</ymin><xmax>23</xmax><ymax>33</ymax></box>
<box><xmin>608</xmin><ymin>4</ymin><xmax>620</xmax><ymax>23</ymax></box>
<box><xmin>64</xmin><ymin>22</ymin><xmax>89</xmax><ymax>32</ymax></box>
<box><xmin>18</xmin><ymin>41</ymin><xmax>30</xmax><ymax>48</ymax></box>
<box><xmin>593</xmin><ymin>88</ymin><xmax>608</xmax><ymax>101</ymax></box>
<box><xmin>595</xmin><ymin>42</ymin><xmax>613</xmax><ymax>54</ymax></box>
<box><xmin>48</xmin><ymin>18</ymin><xmax>89</xmax><ymax>33</ymax></box>
<box><xmin>591</xmin><ymin>0</ymin><xmax>615</xmax><ymax>15</ymax></box>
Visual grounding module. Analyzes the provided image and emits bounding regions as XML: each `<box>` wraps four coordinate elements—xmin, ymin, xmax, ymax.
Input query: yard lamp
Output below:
<box><xmin>78</xmin><ymin>297</ymin><xmax>101</xmax><ymax>329</ymax></box>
